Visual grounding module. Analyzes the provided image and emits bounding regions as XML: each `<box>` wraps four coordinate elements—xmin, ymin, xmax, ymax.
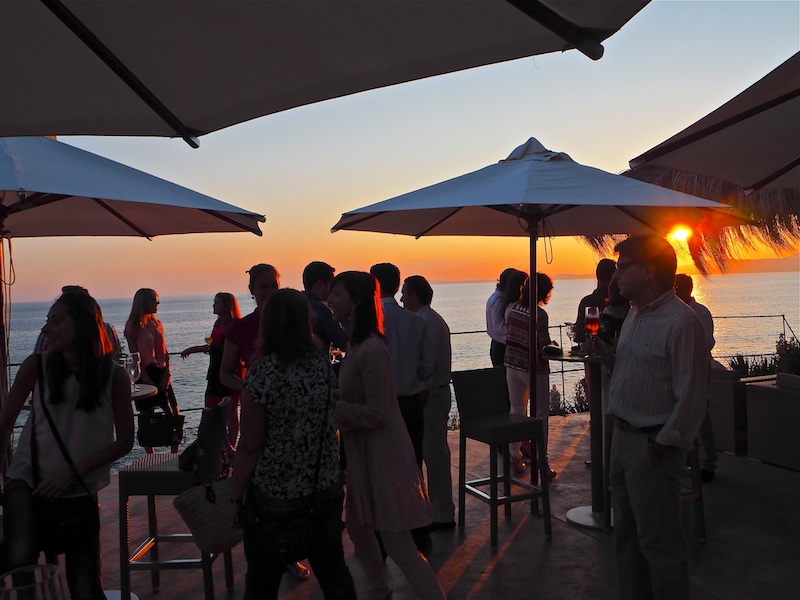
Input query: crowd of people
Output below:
<box><xmin>0</xmin><ymin>235</ymin><xmax>718</xmax><ymax>600</ymax></box>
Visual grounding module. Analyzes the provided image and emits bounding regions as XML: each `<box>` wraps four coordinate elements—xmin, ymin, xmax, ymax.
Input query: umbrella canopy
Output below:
<box><xmin>332</xmin><ymin>137</ymin><xmax>749</xmax><ymax>239</ymax></box>
<box><xmin>625</xmin><ymin>52</ymin><xmax>799</xmax><ymax>267</ymax></box>
<box><xmin>0</xmin><ymin>0</ymin><xmax>648</xmax><ymax>146</ymax></box>
<box><xmin>0</xmin><ymin>137</ymin><xmax>265</xmax><ymax>237</ymax></box>
<box><xmin>0</xmin><ymin>136</ymin><xmax>265</xmax><ymax>476</ymax></box>
<box><xmin>629</xmin><ymin>52</ymin><xmax>799</xmax><ymax>193</ymax></box>
<box><xmin>333</xmin><ymin>137</ymin><xmax>752</xmax><ymax>432</ymax></box>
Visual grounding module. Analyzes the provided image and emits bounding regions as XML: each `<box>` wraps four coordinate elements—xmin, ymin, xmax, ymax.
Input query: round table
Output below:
<box><xmin>131</xmin><ymin>384</ymin><xmax>157</xmax><ymax>401</ymax></box>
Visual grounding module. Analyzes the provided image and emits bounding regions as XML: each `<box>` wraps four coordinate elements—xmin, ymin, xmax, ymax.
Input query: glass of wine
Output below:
<box><xmin>205</xmin><ymin>336</ymin><xmax>213</xmax><ymax>351</ymax></box>
<box><xmin>0</xmin><ymin>564</ymin><xmax>67</xmax><ymax>599</ymax></box>
<box><xmin>126</xmin><ymin>352</ymin><xmax>142</xmax><ymax>393</ymax></box>
<box><xmin>585</xmin><ymin>307</ymin><xmax>600</xmax><ymax>340</ymax></box>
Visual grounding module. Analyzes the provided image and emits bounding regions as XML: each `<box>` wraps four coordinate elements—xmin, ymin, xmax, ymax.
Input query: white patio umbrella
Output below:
<box><xmin>0</xmin><ymin>137</ymin><xmax>264</xmax><ymax>237</ymax></box>
<box><xmin>0</xmin><ymin>0</ymin><xmax>648</xmax><ymax>146</ymax></box>
<box><xmin>0</xmin><ymin>136</ymin><xmax>264</xmax><ymax>474</ymax></box>
<box><xmin>332</xmin><ymin>136</ymin><xmax>752</xmax><ymax>427</ymax></box>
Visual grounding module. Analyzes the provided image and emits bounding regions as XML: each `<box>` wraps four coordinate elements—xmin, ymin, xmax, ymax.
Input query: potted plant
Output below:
<box><xmin>775</xmin><ymin>333</ymin><xmax>800</xmax><ymax>390</ymax></box>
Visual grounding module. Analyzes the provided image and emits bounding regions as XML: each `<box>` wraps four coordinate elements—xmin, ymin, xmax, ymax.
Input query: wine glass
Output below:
<box><xmin>0</xmin><ymin>564</ymin><xmax>67</xmax><ymax>599</ymax></box>
<box><xmin>205</xmin><ymin>336</ymin><xmax>213</xmax><ymax>351</ymax></box>
<box><xmin>585</xmin><ymin>307</ymin><xmax>600</xmax><ymax>340</ymax></box>
<box><xmin>126</xmin><ymin>352</ymin><xmax>142</xmax><ymax>393</ymax></box>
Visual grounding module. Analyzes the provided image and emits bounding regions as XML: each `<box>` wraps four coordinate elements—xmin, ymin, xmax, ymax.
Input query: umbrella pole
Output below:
<box><xmin>527</xmin><ymin>218</ymin><xmax>540</xmax><ymax>479</ymax></box>
<box><xmin>0</xmin><ymin>236</ymin><xmax>9</xmax><ymax>479</ymax></box>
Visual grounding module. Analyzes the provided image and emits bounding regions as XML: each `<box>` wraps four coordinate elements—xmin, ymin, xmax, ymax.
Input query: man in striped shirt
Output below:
<box><xmin>595</xmin><ymin>235</ymin><xmax>708</xmax><ymax>600</ymax></box>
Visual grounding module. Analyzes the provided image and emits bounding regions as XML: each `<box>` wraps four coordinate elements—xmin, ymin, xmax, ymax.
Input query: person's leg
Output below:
<box><xmin>697</xmin><ymin>411</ymin><xmax>717</xmax><ymax>477</ymax></box>
<box><xmin>2</xmin><ymin>479</ymin><xmax>40</xmax><ymax>575</ymax></box>
<box><xmin>380</xmin><ymin>530</ymin><xmax>445</xmax><ymax>600</ymax></box>
<box><xmin>307</xmin><ymin>486</ymin><xmax>356</xmax><ymax>600</ymax></box>
<box><xmin>613</xmin><ymin>428</ymin><xmax>689</xmax><ymax>600</ymax></box>
<box><xmin>422</xmin><ymin>385</ymin><xmax>455</xmax><ymax>525</ymax></box>
<box><xmin>505</xmin><ymin>368</ymin><xmax>529</xmax><ymax>459</ymax></box>
<box><xmin>241</xmin><ymin>526</ymin><xmax>285</xmax><ymax>600</ymax></box>
<box><xmin>490</xmin><ymin>340</ymin><xmax>506</xmax><ymax>367</ymax></box>
<box><xmin>610</xmin><ymin>428</ymin><xmax>650</xmax><ymax>600</ymax></box>
<box><xmin>346</xmin><ymin>519</ymin><xmax>392</xmax><ymax>599</ymax></box>
<box><xmin>396</xmin><ymin>394</ymin><xmax>430</xmax><ymax>552</ymax></box>
<box><xmin>63</xmin><ymin>535</ymin><xmax>105</xmax><ymax>600</ymax></box>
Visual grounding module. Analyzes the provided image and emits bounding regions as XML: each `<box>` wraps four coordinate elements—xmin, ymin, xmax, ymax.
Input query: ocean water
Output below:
<box><xmin>6</xmin><ymin>271</ymin><xmax>798</xmax><ymax>469</ymax></box>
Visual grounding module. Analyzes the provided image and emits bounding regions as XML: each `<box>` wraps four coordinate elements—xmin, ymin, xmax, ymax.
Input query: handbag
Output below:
<box><xmin>30</xmin><ymin>355</ymin><xmax>100</xmax><ymax>556</ymax></box>
<box><xmin>137</xmin><ymin>412</ymin><xmax>185</xmax><ymax>447</ymax></box>
<box><xmin>173</xmin><ymin>477</ymin><xmax>242</xmax><ymax>555</ymax></box>
<box><xmin>244</xmin><ymin>365</ymin><xmax>332</xmax><ymax>564</ymax></box>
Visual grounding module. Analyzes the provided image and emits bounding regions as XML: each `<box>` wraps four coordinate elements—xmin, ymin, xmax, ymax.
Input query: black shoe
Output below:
<box><xmin>429</xmin><ymin>520</ymin><xmax>457</xmax><ymax>532</ymax></box>
<box><xmin>701</xmin><ymin>469</ymin><xmax>715</xmax><ymax>483</ymax></box>
<box><xmin>411</xmin><ymin>527</ymin><xmax>432</xmax><ymax>553</ymax></box>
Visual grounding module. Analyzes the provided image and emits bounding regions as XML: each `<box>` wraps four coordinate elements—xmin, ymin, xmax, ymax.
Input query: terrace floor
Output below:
<box><xmin>91</xmin><ymin>412</ymin><xmax>799</xmax><ymax>599</ymax></box>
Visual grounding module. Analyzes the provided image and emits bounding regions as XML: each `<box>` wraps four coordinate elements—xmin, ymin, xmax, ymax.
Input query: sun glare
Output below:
<box><xmin>669</xmin><ymin>226</ymin><xmax>692</xmax><ymax>243</ymax></box>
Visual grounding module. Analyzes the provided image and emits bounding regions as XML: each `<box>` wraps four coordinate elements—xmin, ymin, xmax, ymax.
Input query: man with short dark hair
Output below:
<box><xmin>302</xmin><ymin>260</ymin><xmax>347</xmax><ymax>352</ymax></box>
<box><xmin>574</xmin><ymin>258</ymin><xmax>617</xmax><ymax>345</ymax></box>
<box><xmin>401</xmin><ymin>275</ymin><xmax>455</xmax><ymax>530</ymax></box>
<box><xmin>595</xmin><ymin>235</ymin><xmax>708</xmax><ymax>600</ymax></box>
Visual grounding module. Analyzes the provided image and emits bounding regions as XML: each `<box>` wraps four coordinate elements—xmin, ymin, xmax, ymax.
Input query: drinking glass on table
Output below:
<box><xmin>125</xmin><ymin>352</ymin><xmax>142</xmax><ymax>393</ymax></box>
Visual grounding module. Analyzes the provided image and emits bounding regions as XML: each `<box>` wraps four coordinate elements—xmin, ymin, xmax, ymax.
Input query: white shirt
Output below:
<box><xmin>486</xmin><ymin>289</ymin><xmax>507</xmax><ymax>344</ymax></box>
<box><xmin>608</xmin><ymin>290</ymin><xmax>708</xmax><ymax>450</ymax></box>
<box><xmin>417</xmin><ymin>304</ymin><xmax>451</xmax><ymax>389</ymax></box>
<box><xmin>687</xmin><ymin>298</ymin><xmax>715</xmax><ymax>352</ymax></box>
<box><xmin>381</xmin><ymin>298</ymin><xmax>435</xmax><ymax>396</ymax></box>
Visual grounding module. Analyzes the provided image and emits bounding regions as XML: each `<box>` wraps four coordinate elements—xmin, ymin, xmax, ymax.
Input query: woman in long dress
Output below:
<box><xmin>0</xmin><ymin>292</ymin><xmax>134</xmax><ymax>599</ymax></box>
<box><xmin>327</xmin><ymin>271</ymin><xmax>446</xmax><ymax>600</ymax></box>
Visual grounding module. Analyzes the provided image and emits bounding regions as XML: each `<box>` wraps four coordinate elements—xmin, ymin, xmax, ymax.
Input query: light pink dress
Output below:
<box><xmin>335</xmin><ymin>334</ymin><xmax>432</xmax><ymax>532</ymax></box>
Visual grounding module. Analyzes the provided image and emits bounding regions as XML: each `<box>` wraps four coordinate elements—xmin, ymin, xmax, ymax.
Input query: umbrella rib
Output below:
<box><xmin>202</xmin><ymin>209</ymin><xmax>264</xmax><ymax>236</ymax></box>
<box><xmin>91</xmin><ymin>198</ymin><xmax>153</xmax><ymax>240</ymax></box>
<box><xmin>504</xmin><ymin>0</ymin><xmax>605</xmax><ymax>60</ymax></box>
<box><xmin>40</xmin><ymin>0</ymin><xmax>202</xmax><ymax>148</ymax></box>
<box><xmin>415</xmin><ymin>207</ymin><xmax>463</xmax><ymax>238</ymax></box>
<box><xmin>630</xmin><ymin>89</ymin><xmax>800</xmax><ymax>169</ymax></box>
<box><xmin>745</xmin><ymin>156</ymin><xmax>800</xmax><ymax>194</ymax></box>
<box><xmin>331</xmin><ymin>211</ymin><xmax>388</xmax><ymax>232</ymax></box>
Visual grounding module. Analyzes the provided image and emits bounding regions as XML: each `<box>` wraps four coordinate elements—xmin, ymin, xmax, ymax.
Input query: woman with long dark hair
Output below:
<box><xmin>0</xmin><ymin>292</ymin><xmax>134</xmax><ymax>599</ymax></box>
<box><xmin>328</xmin><ymin>271</ymin><xmax>445</xmax><ymax>600</ymax></box>
<box><xmin>124</xmin><ymin>287</ymin><xmax>180</xmax><ymax>453</ymax></box>
<box><xmin>181</xmin><ymin>292</ymin><xmax>243</xmax><ymax>451</ymax></box>
<box><xmin>228</xmin><ymin>289</ymin><xmax>356</xmax><ymax>599</ymax></box>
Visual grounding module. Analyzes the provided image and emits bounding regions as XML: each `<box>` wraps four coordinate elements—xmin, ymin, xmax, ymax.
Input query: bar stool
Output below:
<box><xmin>452</xmin><ymin>368</ymin><xmax>552</xmax><ymax>548</ymax></box>
<box><xmin>119</xmin><ymin>400</ymin><xmax>235</xmax><ymax>600</ymax></box>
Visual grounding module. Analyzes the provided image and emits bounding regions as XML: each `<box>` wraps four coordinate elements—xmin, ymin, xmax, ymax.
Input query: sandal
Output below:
<box><xmin>511</xmin><ymin>455</ymin><xmax>527</xmax><ymax>476</ymax></box>
<box><xmin>287</xmin><ymin>561</ymin><xmax>311</xmax><ymax>581</ymax></box>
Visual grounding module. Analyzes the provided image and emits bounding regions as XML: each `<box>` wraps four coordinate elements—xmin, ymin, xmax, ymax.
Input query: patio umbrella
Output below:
<box><xmin>332</xmin><ymin>136</ymin><xmax>752</xmax><ymax>424</ymax></box>
<box><xmin>0</xmin><ymin>136</ymin><xmax>264</xmax><ymax>474</ymax></box>
<box><xmin>0</xmin><ymin>0</ymin><xmax>648</xmax><ymax>146</ymax></box>
<box><xmin>625</xmin><ymin>52</ymin><xmax>800</xmax><ymax>268</ymax></box>
<box><xmin>629</xmin><ymin>52</ymin><xmax>799</xmax><ymax>192</ymax></box>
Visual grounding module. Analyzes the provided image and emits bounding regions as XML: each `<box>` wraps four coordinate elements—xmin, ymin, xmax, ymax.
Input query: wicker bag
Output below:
<box><xmin>173</xmin><ymin>477</ymin><xmax>242</xmax><ymax>554</ymax></box>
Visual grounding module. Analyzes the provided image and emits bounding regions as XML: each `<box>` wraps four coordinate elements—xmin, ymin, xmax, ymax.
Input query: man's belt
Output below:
<box><xmin>617</xmin><ymin>418</ymin><xmax>663</xmax><ymax>435</ymax></box>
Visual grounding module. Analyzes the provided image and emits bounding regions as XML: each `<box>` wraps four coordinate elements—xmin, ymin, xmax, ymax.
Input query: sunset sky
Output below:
<box><xmin>6</xmin><ymin>0</ymin><xmax>799</xmax><ymax>303</ymax></box>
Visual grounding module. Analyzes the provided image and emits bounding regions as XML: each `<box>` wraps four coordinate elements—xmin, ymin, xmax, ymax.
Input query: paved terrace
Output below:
<box><xmin>93</xmin><ymin>412</ymin><xmax>799</xmax><ymax>599</ymax></box>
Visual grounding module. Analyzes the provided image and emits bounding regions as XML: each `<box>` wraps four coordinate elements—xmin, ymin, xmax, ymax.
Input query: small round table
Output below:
<box><xmin>131</xmin><ymin>384</ymin><xmax>157</xmax><ymax>401</ymax></box>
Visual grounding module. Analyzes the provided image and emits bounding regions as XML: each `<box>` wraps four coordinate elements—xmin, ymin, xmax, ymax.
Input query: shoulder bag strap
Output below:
<box><xmin>35</xmin><ymin>354</ymin><xmax>93</xmax><ymax>497</ymax></box>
